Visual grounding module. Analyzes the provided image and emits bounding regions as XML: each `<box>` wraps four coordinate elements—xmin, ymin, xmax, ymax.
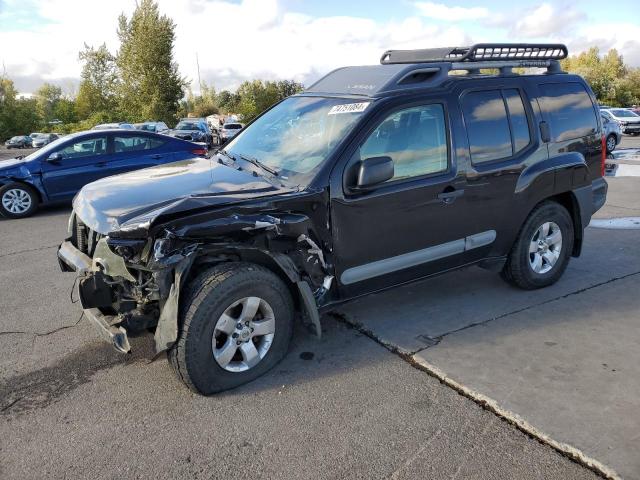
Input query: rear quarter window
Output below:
<box><xmin>538</xmin><ymin>82</ymin><xmax>598</xmax><ymax>142</ymax></box>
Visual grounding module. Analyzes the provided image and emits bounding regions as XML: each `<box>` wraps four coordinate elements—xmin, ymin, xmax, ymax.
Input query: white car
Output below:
<box><xmin>219</xmin><ymin>122</ymin><xmax>244</xmax><ymax>143</ymax></box>
<box><xmin>601</xmin><ymin>109</ymin><xmax>640</xmax><ymax>136</ymax></box>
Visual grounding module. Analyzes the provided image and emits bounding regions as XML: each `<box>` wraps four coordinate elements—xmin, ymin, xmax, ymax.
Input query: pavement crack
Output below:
<box><xmin>330</xmin><ymin>311</ymin><xmax>618</xmax><ymax>480</ymax></box>
<box><xmin>414</xmin><ymin>269</ymin><xmax>640</xmax><ymax>353</ymax></box>
<box><xmin>0</xmin><ymin>244</ymin><xmax>59</xmax><ymax>259</ymax></box>
<box><xmin>0</xmin><ymin>314</ymin><xmax>83</xmax><ymax>338</ymax></box>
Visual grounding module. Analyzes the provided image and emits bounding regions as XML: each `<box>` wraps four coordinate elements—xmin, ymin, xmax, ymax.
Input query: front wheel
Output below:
<box><xmin>0</xmin><ymin>183</ymin><xmax>39</xmax><ymax>218</ymax></box>
<box><xmin>501</xmin><ymin>201</ymin><xmax>574</xmax><ymax>290</ymax></box>
<box><xmin>168</xmin><ymin>262</ymin><xmax>294</xmax><ymax>395</ymax></box>
<box><xmin>606</xmin><ymin>134</ymin><xmax>617</xmax><ymax>153</ymax></box>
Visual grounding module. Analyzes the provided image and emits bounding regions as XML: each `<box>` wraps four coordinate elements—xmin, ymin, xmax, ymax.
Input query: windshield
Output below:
<box><xmin>224</xmin><ymin>124</ymin><xmax>242</xmax><ymax>130</ymax></box>
<box><xmin>611</xmin><ymin>109</ymin><xmax>639</xmax><ymax>118</ymax></box>
<box><xmin>139</xmin><ymin>123</ymin><xmax>156</xmax><ymax>131</ymax></box>
<box><xmin>224</xmin><ymin>96</ymin><xmax>370</xmax><ymax>185</ymax></box>
<box><xmin>176</xmin><ymin>121</ymin><xmax>201</xmax><ymax>130</ymax></box>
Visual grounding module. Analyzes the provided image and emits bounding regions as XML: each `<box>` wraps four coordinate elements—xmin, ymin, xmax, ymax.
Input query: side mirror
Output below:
<box><xmin>47</xmin><ymin>152</ymin><xmax>63</xmax><ymax>162</ymax></box>
<box><xmin>356</xmin><ymin>156</ymin><xmax>394</xmax><ymax>189</ymax></box>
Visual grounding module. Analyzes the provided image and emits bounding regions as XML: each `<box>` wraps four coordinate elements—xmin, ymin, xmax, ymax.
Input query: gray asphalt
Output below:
<box><xmin>0</xmin><ymin>168</ymin><xmax>601</xmax><ymax>477</ymax></box>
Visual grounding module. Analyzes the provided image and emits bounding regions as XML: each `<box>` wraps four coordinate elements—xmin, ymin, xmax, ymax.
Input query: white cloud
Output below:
<box><xmin>414</xmin><ymin>2</ymin><xmax>489</xmax><ymax>21</ymax></box>
<box><xmin>0</xmin><ymin>0</ymin><xmax>638</xmax><ymax>97</ymax></box>
<box><xmin>511</xmin><ymin>3</ymin><xmax>585</xmax><ymax>38</ymax></box>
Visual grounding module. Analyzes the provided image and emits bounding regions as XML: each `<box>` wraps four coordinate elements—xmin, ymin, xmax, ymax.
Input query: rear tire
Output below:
<box><xmin>168</xmin><ymin>262</ymin><xmax>294</xmax><ymax>395</ymax></box>
<box><xmin>501</xmin><ymin>201</ymin><xmax>574</xmax><ymax>290</ymax></box>
<box><xmin>0</xmin><ymin>182</ymin><xmax>39</xmax><ymax>219</ymax></box>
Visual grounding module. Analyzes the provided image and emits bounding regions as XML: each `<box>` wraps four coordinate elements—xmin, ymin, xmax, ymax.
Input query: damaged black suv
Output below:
<box><xmin>58</xmin><ymin>44</ymin><xmax>607</xmax><ymax>394</ymax></box>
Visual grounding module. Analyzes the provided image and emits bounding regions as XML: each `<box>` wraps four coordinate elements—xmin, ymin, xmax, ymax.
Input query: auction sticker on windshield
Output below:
<box><xmin>328</xmin><ymin>102</ymin><xmax>370</xmax><ymax>115</ymax></box>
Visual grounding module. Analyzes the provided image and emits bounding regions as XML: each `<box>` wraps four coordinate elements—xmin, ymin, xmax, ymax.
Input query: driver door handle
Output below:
<box><xmin>438</xmin><ymin>188</ymin><xmax>464</xmax><ymax>204</ymax></box>
<box><xmin>95</xmin><ymin>161</ymin><xmax>107</xmax><ymax>167</ymax></box>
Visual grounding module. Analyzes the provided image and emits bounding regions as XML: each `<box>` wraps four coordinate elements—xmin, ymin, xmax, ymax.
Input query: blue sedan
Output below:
<box><xmin>0</xmin><ymin>129</ymin><xmax>208</xmax><ymax>218</ymax></box>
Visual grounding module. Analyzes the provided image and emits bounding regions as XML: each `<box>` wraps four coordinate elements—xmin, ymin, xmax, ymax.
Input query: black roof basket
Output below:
<box><xmin>380</xmin><ymin>43</ymin><xmax>568</xmax><ymax>65</ymax></box>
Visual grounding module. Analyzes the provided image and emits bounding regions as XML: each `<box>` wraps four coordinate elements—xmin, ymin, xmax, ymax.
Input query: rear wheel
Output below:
<box><xmin>168</xmin><ymin>262</ymin><xmax>294</xmax><ymax>395</ymax></box>
<box><xmin>501</xmin><ymin>201</ymin><xmax>573</xmax><ymax>290</ymax></box>
<box><xmin>0</xmin><ymin>183</ymin><xmax>39</xmax><ymax>219</ymax></box>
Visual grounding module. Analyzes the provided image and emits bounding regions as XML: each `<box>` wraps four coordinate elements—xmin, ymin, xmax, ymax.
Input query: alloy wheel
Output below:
<box><xmin>2</xmin><ymin>188</ymin><xmax>32</xmax><ymax>214</ymax></box>
<box><xmin>529</xmin><ymin>221</ymin><xmax>562</xmax><ymax>274</ymax></box>
<box><xmin>212</xmin><ymin>296</ymin><xmax>275</xmax><ymax>372</ymax></box>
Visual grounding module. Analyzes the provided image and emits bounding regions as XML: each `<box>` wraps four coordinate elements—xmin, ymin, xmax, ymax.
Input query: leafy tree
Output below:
<box><xmin>35</xmin><ymin>83</ymin><xmax>62</xmax><ymax>123</ymax></box>
<box><xmin>116</xmin><ymin>0</ymin><xmax>186</xmax><ymax>123</ymax></box>
<box><xmin>234</xmin><ymin>79</ymin><xmax>304</xmax><ymax>122</ymax></box>
<box><xmin>53</xmin><ymin>98</ymin><xmax>78</xmax><ymax>125</ymax></box>
<box><xmin>76</xmin><ymin>43</ymin><xmax>118</xmax><ymax>119</ymax></box>
<box><xmin>0</xmin><ymin>77</ymin><xmax>40</xmax><ymax>139</ymax></box>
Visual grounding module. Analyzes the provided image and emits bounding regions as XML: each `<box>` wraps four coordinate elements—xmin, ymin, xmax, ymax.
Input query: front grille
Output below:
<box><xmin>176</xmin><ymin>134</ymin><xmax>193</xmax><ymax>141</ymax></box>
<box><xmin>71</xmin><ymin>214</ymin><xmax>102</xmax><ymax>257</ymax></box>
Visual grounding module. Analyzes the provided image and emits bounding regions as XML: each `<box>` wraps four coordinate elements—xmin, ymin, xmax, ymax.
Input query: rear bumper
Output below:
<box><xmin>57</xmin><ymin>240</ymin><xmax>131</xmax><ymax>353</ymax></box>
<box><xmin>592</xmin><ymin>177</ymin><xmax>608</xmax><ymax>214</ymax></box>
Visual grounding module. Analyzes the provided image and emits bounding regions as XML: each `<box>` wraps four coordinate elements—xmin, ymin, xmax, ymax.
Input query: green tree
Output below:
<box><xmin>35</xmin><ymin>83</ymin><xmax>62</xmax><ymax>123</ymax></box>
<box><xmin>116</xmin><ymin>0</ymin><xmax>186</xmax><ymax>123</ymax></box>
<box><xmin>76</xmin><ymin>43</ymin><xmax>118</xmax><ymax>119</ymax></box>
<box><xmin>0</xmin><ymin>77</ymin><xmax>40</xmax><ymax>140</ymax></box>
<box><xmin>234</xmin><ymin>79</ymin><xmax>304</xmax><ymax>122</ymax></box>
<box><xmin>53</xmin><ymin>98</ymin><xmax>78</xmax><ymax>125</ymax></box>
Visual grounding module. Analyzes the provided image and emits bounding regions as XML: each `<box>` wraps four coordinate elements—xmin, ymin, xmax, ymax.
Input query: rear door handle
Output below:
<box><xmin>95</xmin><ymin>161</ymin><xmax>107</xmax><ymax>167</ymax></box>
<box><xmin>438</xmin><ymin>188</ymin><xmax>464</xmax><ymax>204</ymax></box>
<box><xmin>151</xmin><ymin>154</ymin><xmax>163</xmax><ymax>159</ymax></box>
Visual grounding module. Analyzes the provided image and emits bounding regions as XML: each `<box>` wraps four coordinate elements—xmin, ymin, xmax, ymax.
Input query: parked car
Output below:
<box><xmin>31</xmin><ymin>133</ymin><xmax>59</xmax><ymax>148</ymax></box>
<box><xmin>0</xmin><ymin>129</ymin><xmax>208</xmax><ymax>218</ymax></box>
<box><xmin>135</xmin><ymin>121</ymin><xmax>169</xmax><ymax>134</ymax></box>
<box><xmin>167</xmin><ymin>118</ymin><xmax>215</xmax><ymax>147</ymax></box>
<box><xmin>57</xmin><ymin>43</ymin><xmax>607</xmax><ymax>395</ymax></box>
<box><xmin>601</xmin><ymin>114</ymin><xmax>622</xmax><ymax>153</ymax></box>
<box><xmin>600</xmin><ymin>108</ymin><xmax>640</xmax><ymax>136</ymax></box>
<box><xmin>5</xmin><ymin>135</ymin><xmax>32</xmax><ymax>149</ymax></box>
<box><xmin>219</xmin><ymin>122</ymin><xmax>243</xmax><ymax>143</ymax></box>
<box><xmin>92</xmin><ymin>122</ymin><xmax>135</xmax><ymax>130</ymax></box>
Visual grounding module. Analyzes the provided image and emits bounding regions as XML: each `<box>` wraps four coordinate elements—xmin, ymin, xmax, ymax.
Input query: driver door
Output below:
<box><xmin>41</xmin><ymin>135</ymin><xmax>111</xmax><ymax>202</ymax></box>
<box><xmin>330</xmin><ymin>100</ymin><xmax>482</xmax><ymax>297</ymax></box>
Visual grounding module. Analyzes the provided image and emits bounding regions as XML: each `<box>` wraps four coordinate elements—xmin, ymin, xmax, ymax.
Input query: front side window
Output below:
<box><xmin>58</xmin><ymin>137</ymin><xmax>107</xmax><ymax>159</ymax></box>
<box><xmin>359</xmin><ymin>104</ymin><xmax>448</xmax><ymax>182</ymax></box>
<box><xmin>538</xmin><ymin>82</ymin><xmax>598</xmax><ymax>142</ymax></box>
<box><xmin>114</xmin><ymin>136</ymin><xmax>164</xmax><ymax>153</ymax></box>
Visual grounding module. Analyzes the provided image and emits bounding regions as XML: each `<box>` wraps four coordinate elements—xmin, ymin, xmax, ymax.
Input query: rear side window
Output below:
<box><xmin>538</xmin><ymin>82</ymin><xmax>598</xmax><ymax>142</ymax></box>
<box><xmin>114</xmin><ymin>136</ymin><xmax>165</xmax><ymax>153</ymax></box>
<box><xmin>462</xmin><ymin>90</ymin><xmax>530</xmax><ymax>163</ymax></box>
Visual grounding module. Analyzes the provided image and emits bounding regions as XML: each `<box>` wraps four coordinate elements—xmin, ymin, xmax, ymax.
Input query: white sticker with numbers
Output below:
<box><xmin>327</xmin><ymin>102</ymin><xmax>370</xmax><ymax>115</ymax></box>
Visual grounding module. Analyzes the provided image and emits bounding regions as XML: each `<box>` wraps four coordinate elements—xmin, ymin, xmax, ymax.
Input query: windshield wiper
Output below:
<box><xmin>238</xmin><ymin>154</ymin><xmax>279</xmax><ymax>176</ymax></box>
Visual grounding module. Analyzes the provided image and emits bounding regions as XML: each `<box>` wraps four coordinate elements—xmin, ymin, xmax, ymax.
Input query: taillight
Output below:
<box><xmin>600</xmin><ymin>135</ymin><xmax>606</xmax><ymax>177</ymax></box>
<box><xmin>191</xmin><ymin>148</ymin><xmax>208</xmax><ymax>156</ymax></box>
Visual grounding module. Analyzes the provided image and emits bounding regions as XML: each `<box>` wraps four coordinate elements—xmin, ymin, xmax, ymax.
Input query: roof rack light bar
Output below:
<box><xmin>380</xmin><ymin>43</ymin><xmax>568</xmax><ymax>65</ymax></box>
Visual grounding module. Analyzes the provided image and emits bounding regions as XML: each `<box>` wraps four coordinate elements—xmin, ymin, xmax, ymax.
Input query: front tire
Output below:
<box><xmin>501</xmin><ymin>201</ymin><xmax>574</xmax><ymax>290</ymax></box>
<box><xmin>168</xmin><ymin>262</ymin><xmax>294</xmax><ymax>395</ymax></box>
<box><xmin>606</xmin><ymin>134</ymin><xmax>617</xmax><ymax>153</ymax></box>
<box><xmin>0</xmin><ymin>183</ymin><xmax>39</xmax><ymax>219</ymax></box>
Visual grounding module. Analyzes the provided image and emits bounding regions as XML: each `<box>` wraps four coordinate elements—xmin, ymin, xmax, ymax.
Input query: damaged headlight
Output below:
<box><xmin>106</xmin><ymin>238</ymin><xmax>148</xmax><ymax>261</ymax></box>
<box><xmin>153</xmin><ymin>236</ymin><xmax>175</xmax><ymax>260</ymax></box>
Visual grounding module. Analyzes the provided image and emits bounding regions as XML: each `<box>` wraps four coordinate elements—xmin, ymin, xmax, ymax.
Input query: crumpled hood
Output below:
<box><xmin>73</xmin><ymin>157</ymin><xmax>294</xmax><ymax>235</ymax></box>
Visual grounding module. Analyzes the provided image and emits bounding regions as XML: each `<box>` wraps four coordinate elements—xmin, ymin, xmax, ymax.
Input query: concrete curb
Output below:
<box><xmin>410</xmin><ymin>355</ymin><xmax>621</xmax><ymax>480</ymax></box>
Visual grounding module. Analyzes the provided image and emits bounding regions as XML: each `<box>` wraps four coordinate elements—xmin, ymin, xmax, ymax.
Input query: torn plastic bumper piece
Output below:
<box><xmin>84</xmin><ymin>308</ymin><xmax>131</xmax><ymax>354</ymax></box>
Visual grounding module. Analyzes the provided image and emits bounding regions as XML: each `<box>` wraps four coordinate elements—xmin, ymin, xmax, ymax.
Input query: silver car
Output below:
<box><xmin>219</xmin><ymin>122</ymin><xmax>243</xmax><ymax>143</ymax></box>
<box><xmin>601</xmin><ymin>114</ymin><xmax>622</xmax><ymax>153</ymax></box>
<box><xmin>30</xmin><ymin>133</ymin><xmax>59</xmax><ymax>148</ymax></box>
<box><xmin>601</xmin><ymin>108</ymin><xmax>640</xmax><ymax>136</ymax></box>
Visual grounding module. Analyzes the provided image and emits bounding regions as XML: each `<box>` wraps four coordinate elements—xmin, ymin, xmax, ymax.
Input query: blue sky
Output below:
<box><xmin>1</xmin><ymin>0</ymin><xmax>639</xmax><ymax>95</ymax></box>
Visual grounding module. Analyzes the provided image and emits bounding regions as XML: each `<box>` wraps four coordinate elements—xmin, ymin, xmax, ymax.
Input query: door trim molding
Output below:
<box><xmin>340</xmin><ymin>230</ymin><xmax>496</xmax><ymax>285</ymax></box>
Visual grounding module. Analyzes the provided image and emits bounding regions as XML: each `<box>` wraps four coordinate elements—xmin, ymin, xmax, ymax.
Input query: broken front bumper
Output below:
<box><xmin>58</xmin><ymin>240</ymin><xmax>132</xmax><ymax>353</ymax></box>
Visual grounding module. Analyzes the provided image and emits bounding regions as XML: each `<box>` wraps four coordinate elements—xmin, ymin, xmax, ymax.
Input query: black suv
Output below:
<box><xmin>58</xmin><ymin>44</ymin><xmax>607</xmax><ymax>394</ymax></box>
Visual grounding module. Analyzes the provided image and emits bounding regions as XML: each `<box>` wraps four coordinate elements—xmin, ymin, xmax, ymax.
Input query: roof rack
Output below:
<box><xmin>380</xmin><ymin>43</ymin><xmax>568</xmax><ymax>65</ymax></box>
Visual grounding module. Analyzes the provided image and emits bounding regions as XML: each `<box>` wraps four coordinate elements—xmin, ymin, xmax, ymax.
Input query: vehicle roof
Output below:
<box><xmin>305</xmin><ymin>44</ymin><xmax>572</xmax><ymax>99</ymax></box>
